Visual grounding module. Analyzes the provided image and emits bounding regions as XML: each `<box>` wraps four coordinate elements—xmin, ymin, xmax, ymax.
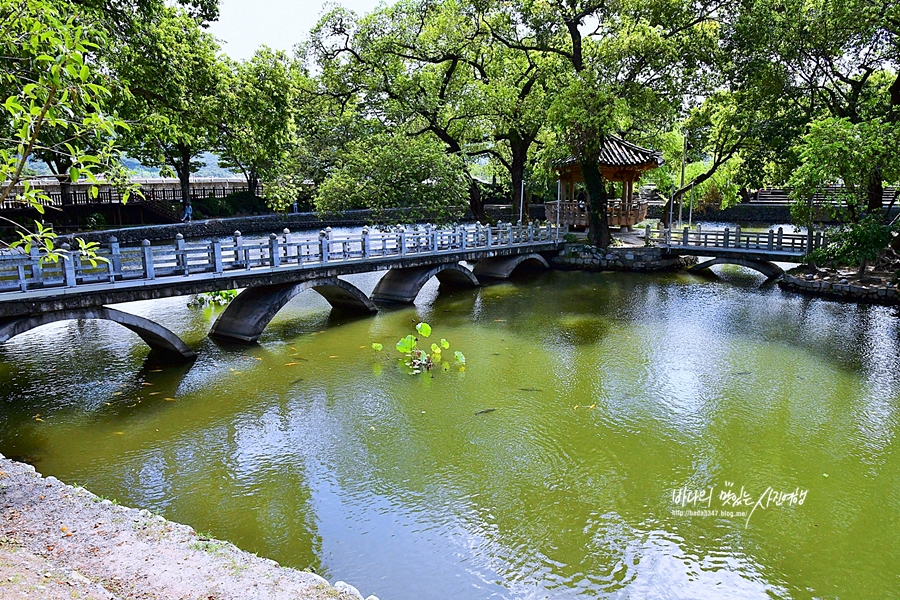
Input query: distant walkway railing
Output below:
<box><xmin>0</xmin><ymin>223</ymin><xmax>562</xmax><ymax>294</ymax></box>
<box><xmin>646</xmin><ymin>225</ymin><xmax>827</xmax><ymax>255</ymax></box>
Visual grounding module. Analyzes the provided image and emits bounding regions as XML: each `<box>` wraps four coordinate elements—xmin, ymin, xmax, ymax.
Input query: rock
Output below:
<box><xmin>334</xmin><ymin>581</ymin><xmax>365</xmax><ymax>600</ymax></box>
<box><xmin>365</xmin><ymin>596</ymin><xmax>380</xmax><ymax>600</ymax></box>
<box><xmin>624</xmin><ymin>253</ymin><xmax>635</xmax><ymax>260</ymax></box>
<box><xmin>839</xmin><ymin>278</ymin><xmax>848</xmax><ymax>284</ymax></box>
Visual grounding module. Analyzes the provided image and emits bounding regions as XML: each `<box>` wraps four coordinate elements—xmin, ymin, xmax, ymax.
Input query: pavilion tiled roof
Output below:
<box><xmin>558</xmin><ymin>135</ymin><xmax>664</xmax><ymax>168</ymax></box>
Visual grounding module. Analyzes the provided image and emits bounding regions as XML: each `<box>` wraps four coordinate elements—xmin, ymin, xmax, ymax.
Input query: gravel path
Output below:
<box><xmin>0</xmin><ymin>454</ymin><xmax>375</xmax><ymax>600</ymax></box>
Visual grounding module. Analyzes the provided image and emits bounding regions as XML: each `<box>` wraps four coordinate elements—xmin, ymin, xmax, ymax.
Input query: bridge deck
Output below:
<box><xmin>0</xmin><ymin>224</ymin><xmax>562</xmax><ymax>317</ymax></box>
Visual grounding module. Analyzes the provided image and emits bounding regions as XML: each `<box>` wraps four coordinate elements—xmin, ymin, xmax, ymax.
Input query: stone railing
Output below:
<box><xmin>646</xmin><ymin>225</ymin><xmax>827</xmax><ymax>254</ymax></box>
<box><xmin>0</xmin><ymin>222</ymin><xmax>563</xmax><ymax>294</ymax></box>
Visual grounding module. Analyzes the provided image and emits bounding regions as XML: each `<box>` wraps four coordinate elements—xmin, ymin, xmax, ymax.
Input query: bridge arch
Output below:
<box><xmin>209</xmin><ymin>277</ymin><xmax>376</xmax><ymax>344</ymax></box>
<box><xmin>0</xmin><ymin>307</ymin><xmax>196</xmax><ymax>361</ymax></box>
<box><xmin>472</xmin><ymin>253</ymin><xmax>550</xmax><ymax>279</ymax></box>
<box><xmin>371</xmin><ymin>263</ymin><xmax>480</xmax><ymax>304</ymax></box>
<box><xmin>689</xmin><ymin>257</ymin><xmax>784</xmax><ymax>279</ymax></box>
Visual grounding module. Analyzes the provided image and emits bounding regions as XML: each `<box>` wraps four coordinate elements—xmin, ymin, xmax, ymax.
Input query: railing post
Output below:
<box><xmin>664</xmin><ymin>228</ymin><xmax>671</xmax><ymax>245</ymax></box>
<box><xmin>767</xmin><ymin>229</ymin><xmax>774</xmax><ymax>251</ymax></box>
<box><xmin>211</xmin><ymin>239</ymin><xmax>223</xmax><ymax>273</ymax></box>
<box><xmin>58</xmin><ymin>244</ymin><xmax>76</xmax><ymax>287</ymax></box>
<box><xmin>508</xmin><ymin>222</ymin><xmax>514</xmax><ymax>245</ymax></box>
<box><xmin>141</xmin><ymin>239</ymin><xmax>155</xmax><ymax>279</ymax></box>
<box><xmin>233</xmin><ymin>230</ymin><xmax>243</xmax><ymax>267</ymax></box>
<box><xmin>734</xmin><ymin>225</ymin><xmax>741</xmax><ymax>249</ymax></box>
<box><xmin>29</xmin><ymin>245</ymin><xmax>43</xmax><ymax>285</ymax></box>
<box><xmin>723</xmin><ymin>228</ymin><xmax>730</xmax><ymax>248</ymax></box>
<box><xmin>776</xmin><ymin>227</ymin><xmax>783</xmax><ymax>251</ymax></box>
<box><xmin>528</xmin><ymin>222</ymin><xmax>534</xmax><ymax>242</ymax></box>
<box><xmin>696</xmin><ymin>224</ymin><xmax>702</xmax><ymax>246</ymax></box>
<box><xmin>645</xmin><ymin>224</ymin><xmax>651</xmax><ymax>245</ymax></box>
<box><xmin>269</xmin><ymin>233</ymin><xmax>280</xmax><ymax>267</ymax></box>
<box><xmin>682</xmin><ymin>226</ymin><xmax>689</xmax><ymax>245</ymax></box>
<box><xmin>486</xmin><ymin>225</ymin><xmax>493</xmax><ymax>248</ymax></box>
<box><xmin>282</xmin><ymin>228</ymin><xmax>292</xmax><ymax>261</ymax></box>
<box><xmin>319</xmin><ymin>230</ymin><xmax>329</xmax><ymax>262</ymax></box>
<box><xmin>398</xmin><ymin>226</ymin><xmax>407</xmax><ymax>255</ymax></box>
<box><xmin>362</xmin><ymin>226</ymin><xmax>371</xmax><ymax>258</ymax></box>
<box><xmin>459</xmin><ymin>225</ymin><xmax>467</xmax><ymax>250</ymax></box>
<box><xmin>107</xmin><ymin>236</ymin><xmax>120</xmax><ymax>282</ymax></box>
<box><xmin>175</xmin><ymin>233</ymin><xmax>187</xmax><ymax>275</ymax></box>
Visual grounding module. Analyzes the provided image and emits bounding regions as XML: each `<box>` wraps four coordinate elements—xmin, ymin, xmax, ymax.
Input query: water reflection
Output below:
<box><xmin>1</xmin><ymin>269</ymin><xmax>899</xmax><ymax>599</ymax></box>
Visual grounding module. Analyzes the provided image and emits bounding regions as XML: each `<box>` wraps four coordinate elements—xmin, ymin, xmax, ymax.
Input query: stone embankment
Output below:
<box><xmin>779</xmin><ymin>269</ymin><xmax>899</xmax><ymax>306</ymax></box>
<box><xmin>551</xmin><ymin>244</ymin><xmax>696</xmax><ymax>272</ymax></box>
<box><xmin>0</xmin><ymin>454</ymin><xmax>377</xmax><ymax>600</ymax></box>
<box><xmin>56</xmin><ymin>204</ymin><xmax>548</xmax><ymax>245</ymax></box>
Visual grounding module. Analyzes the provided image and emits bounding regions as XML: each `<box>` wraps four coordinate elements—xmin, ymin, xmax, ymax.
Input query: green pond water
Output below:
<box><xmin>1</xmin><ymin>266</ymin><xmax>898</xmax><ymax>599</ymax></box>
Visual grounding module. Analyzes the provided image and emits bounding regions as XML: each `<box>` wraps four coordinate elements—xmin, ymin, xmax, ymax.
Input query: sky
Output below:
<box><xmin>208</xmin><ymin>0</ymin><xmax>388</xmax><ymax>60</ymax></box>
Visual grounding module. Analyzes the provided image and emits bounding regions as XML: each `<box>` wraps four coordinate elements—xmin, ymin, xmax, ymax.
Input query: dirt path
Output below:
<box><xmin>0</xmin><ymin>454</ymin><xmax>375</xmax><ymax>600</ymax></box>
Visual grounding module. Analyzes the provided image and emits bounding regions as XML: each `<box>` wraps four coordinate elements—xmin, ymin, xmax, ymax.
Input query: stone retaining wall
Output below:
<box><xmin>551</xmin><ymin>244</ymin><xmax>695</xmax><ymax>272</ymax></box>
<box><xmin>779</xmin><ymin>272</ymin><xmax>899</xmax><ymax>306</ymax></box>
<box><xmin>57</xmin><ymin>209</ymin><xmax>469</xmax><ymax>245</ymax></box>
<box><xmin>58</xmin><ymin>205</ymin><xmax>548</xmax><ymax>245</ymax></box>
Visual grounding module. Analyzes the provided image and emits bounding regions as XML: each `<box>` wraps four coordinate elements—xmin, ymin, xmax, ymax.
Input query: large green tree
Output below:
<box><xmin>729</xmin><ymin>0</ymin><xmax>900</xmax><ymax>215</ymax></box>
<box><xmin>492</xmin><ymin>0</ymin><xmax>719</xmax><ymax>247</ymax></box>
<box><xmin>1</xmin><ymin>0</ymin><xmax>133</xmax><ymax>255</ymax></box>
<box><xmin>218</xmin><ymin>47</ymin><xmax>295</xmax><ymax>198</ymax></box>
<box><xmin>115</xmin><ymin>6</ymin><xmax>224</xmax><ymax>207</ymax></box>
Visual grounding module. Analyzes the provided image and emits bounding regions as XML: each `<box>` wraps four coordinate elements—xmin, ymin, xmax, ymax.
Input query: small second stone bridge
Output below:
<box><xmin>647</xmin><ymin>225</ymin><xmax>826</xmax><ymax>278</ymax></box>
<box><xmin>0</xmin><ymin>224</ymin><xmax>561</xmax><ymax>358</ymax></box>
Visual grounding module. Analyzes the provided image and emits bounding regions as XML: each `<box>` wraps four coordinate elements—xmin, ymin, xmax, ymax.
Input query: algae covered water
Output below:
<box><xmin>1</xmin><ymin>267</ymin><xmax>898</xmax><ymax>599</ymax></box>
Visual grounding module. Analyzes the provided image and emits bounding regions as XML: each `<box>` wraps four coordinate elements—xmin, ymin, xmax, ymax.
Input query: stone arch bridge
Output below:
<box><xmin>0</xmin><ymin>224</ymin><xmax>560</xmax><ymax>361</ymax></box>
<box><xmin>647</xmin><ymin>225</ymin><xmax>826</xmax><ymax>279</ymax></box>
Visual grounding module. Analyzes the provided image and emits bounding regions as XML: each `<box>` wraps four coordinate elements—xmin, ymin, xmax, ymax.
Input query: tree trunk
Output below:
<box><xmin>866</xmin><ymin>167</ymin><xmax>883</xmax><ymax>216</ymax></box>
<box><xmin>661</xmin><ymin>197</ymin><xmax>674</xmax><ymax>229</ymax></box>
<box><xmin>248</xmin><ymin>170</ymin><xmax>259</xmax><ymax>198</ymax></box>
<box><xmin>581</xmin><ymin>158</ymin><xmax>609</xmax><ymax>248</ymax></box>
<box><xmin>468</xmin><ymin>178</ymin><xmax>488</xmax><ymax>223</ymax></box>
<box><xmin>176</xmin><ymin>144</ymin><xmax>192</xmax><ymax>207</ymax></box>
<box><xmin>510</xmin><ymin>140</ymin><xmax>527</xmax><ymax>223</ymax></box>
<box><xmin>59</xmin><ymin>180</ymin><xmax>72</xmax><ymax>206</ymax></box>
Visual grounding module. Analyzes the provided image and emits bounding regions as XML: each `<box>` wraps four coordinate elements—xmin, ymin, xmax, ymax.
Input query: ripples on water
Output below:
<box><xmin>1</xmin><ymin>266</ymin><xmax>899</xmax><ymax>599</ymax></box>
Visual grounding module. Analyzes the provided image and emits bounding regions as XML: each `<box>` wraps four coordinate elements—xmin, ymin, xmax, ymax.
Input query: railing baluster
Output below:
<box><xmin>282</xmin><ymin>228</ymin><xmax>292</xmax><ymax>262</ymax></box>
<box><xmin>175</xmin><ymin>234</ymin><xmax>187</xmax><ymax>275</ymax></box>
<box><xmin>141</xmin><ymin>239</ymin><xmax>155</xmax><ymax>279</ymax></box>
<box><xmin>269</xmin><ymin>233</ymin><xmax>280</xmax><ymax>267</ymax></box>
<box><xmin>29</xmin><ymin>245</ymin><xmax>43</xmax><ymax>285</ymax></box>
<box><xmin>16</xmin><ymin>263</ymin><xmax>27</xmax><ymax>292</ymax></box>
<box><xmin>319</xmin><ymin>230</ymin><xmax>329</xmax><ymax>262</ymax></box>
<box><xmin>233</xmin><ymin>230</ymin><xmax>243</xmax><ymax>268</ymax></box>
<box><xmin>108</xmin><ymin>236</ymin><xmax>120</xmax><ymax>281</ymax></box>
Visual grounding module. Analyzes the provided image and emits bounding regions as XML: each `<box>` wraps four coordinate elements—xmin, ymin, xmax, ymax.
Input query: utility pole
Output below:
<box><xmin>678</xmin><ymin>133</ymin><xmax>686</xmax><ymax>229</ymax></box>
